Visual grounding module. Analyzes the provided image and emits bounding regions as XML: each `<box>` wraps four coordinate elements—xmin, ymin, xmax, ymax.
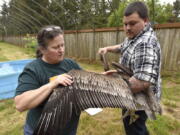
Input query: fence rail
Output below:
<box><xmin>0</xmin><ymin>23</ymin><xmax>180</xmax><ymax>70</ymax></box>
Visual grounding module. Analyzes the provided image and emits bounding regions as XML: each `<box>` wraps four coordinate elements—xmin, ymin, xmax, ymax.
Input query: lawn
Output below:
<box><xmin>0</xmin><ymin>42</ymin><xmax>180</xmax><ymax>135</ymax></box>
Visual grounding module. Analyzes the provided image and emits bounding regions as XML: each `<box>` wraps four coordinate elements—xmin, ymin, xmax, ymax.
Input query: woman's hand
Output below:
<box><xmin>50</xmin><ymin>74</ymin><xmax>73</xmax><ymax>88</ymax></box>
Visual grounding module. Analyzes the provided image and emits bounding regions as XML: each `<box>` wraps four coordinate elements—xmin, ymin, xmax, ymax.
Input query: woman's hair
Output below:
<box><xmin>124</xmin><ymin>1</ymin><xmax>149</xmax><ymax>19</ymax></box>
<box><xmin>36</xmin><ymin>25</ymin><xmax>63</xmax><ymax>58</ymax></box>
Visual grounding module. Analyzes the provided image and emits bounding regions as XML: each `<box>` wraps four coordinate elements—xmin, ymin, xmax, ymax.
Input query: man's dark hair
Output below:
<box><xmin>124</xmin><ymin>1</ymin><xmax>149</xmax><ymax>19</ymax></box>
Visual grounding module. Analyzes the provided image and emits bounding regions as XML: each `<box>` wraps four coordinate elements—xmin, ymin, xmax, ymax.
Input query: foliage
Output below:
<box><xmin>107</xmin><ymin>1</ymin><xmax>128</xmax><ymax>27</ymax></box>
<box><xmin>108</xmin><ymin>0</ymin><xmax>177</xmax><ymax>27</ymax></box>
<box><xmin>0</xmin><ymin>0</ymin><xmax>113</xmax><ymax>35</ymax></box>
<box><xmin>23</xmin><ymin>34</ymin><xmax>37</xmax><ymax>53</ymax></box>
<box><xmin>0</xmin><ymin>0</ymin><xmax>178</xmax><ymax>35</ymax></box>
<box><xmin>172</xmin><ymin>0</ymin><xmax>180</xmax><ymax>22</ymax></box>
<box><xmin>146</xmin><ymin>0</ymin><xmax>174</xmax><ymax>24</ymax></box>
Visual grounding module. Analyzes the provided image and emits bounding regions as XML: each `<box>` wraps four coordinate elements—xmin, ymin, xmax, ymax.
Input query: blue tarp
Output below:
<box><xmin>0</xmin><ymin>59</ymin><xmax>33</xmax><ymax>100</ymax></box>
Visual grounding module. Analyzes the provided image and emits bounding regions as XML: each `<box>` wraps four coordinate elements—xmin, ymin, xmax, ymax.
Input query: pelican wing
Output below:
<box><xmin>33</xmin><ymin>70</ymin><xmax>151</xmax><ymax>135</ymax></box>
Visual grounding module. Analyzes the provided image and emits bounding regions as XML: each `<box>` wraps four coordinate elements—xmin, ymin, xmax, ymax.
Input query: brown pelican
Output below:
<box><xmin>33</xmin><ymin>55</ymin><xmax>161</xmax><ymax>135</ymax></box>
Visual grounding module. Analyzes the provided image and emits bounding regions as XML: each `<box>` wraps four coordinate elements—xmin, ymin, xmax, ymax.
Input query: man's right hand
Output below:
<box><xmin>98</xmin><ymin>45</ymin><xmax>121</xmax><ymax>54</ymax></box>
<box><xmin>98</xmin><ymin>47</ymin><xmax>108</xmax><ymax>54</ymax></box>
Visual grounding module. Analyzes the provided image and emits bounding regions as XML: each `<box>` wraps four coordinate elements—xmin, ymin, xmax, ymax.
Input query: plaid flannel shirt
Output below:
<box><xmin>119</xmin><ymin>23</ymin><xmax>161</xmax><ymax>99</ymax></box>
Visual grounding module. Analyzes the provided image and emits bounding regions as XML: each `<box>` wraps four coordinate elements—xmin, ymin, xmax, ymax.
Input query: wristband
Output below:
<box><xmin>49</xmin><ymin>74</ymin><xmax>65</xmax><ymax>82</ymax></box>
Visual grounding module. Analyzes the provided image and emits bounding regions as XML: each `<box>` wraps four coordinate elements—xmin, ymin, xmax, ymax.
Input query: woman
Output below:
<box><xmin>14</xmin><ymin>25</ymin><xmax>81</xmax><ymax>135</ymax></box>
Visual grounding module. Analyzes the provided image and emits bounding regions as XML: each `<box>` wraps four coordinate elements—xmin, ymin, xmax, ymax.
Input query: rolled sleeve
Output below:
<box><xmin>15</xmin><ymin>68</ymin><xmax>40</xmax><ymax>96</ymax></box>
<box><xmin>133</xmin><ymin>42</ymin><xmax>159</xmax><ymax>84</ymax></box>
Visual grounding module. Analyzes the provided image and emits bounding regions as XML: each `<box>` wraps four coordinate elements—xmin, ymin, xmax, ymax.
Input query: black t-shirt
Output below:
<box><xmin>15</xmin><ymin>58</ymin><xmax>81</xmax><ymax>130</ymax></box>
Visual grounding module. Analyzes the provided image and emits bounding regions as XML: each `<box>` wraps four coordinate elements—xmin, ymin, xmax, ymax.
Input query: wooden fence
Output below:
<box><xmin>0</xmin><ymin>23</ymin><xmax>180</xmax><ymax>71</ymax></box>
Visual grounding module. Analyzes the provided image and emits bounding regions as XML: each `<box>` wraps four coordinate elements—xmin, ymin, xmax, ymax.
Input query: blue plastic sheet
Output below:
<box><xmin>0</xmin><ymin>59</ymin><xmax>33</xmax><ymax>100</ymax></box>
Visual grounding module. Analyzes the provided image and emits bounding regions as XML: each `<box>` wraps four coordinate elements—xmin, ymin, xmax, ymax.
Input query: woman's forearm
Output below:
<box><xmin>14</xmin><ymin>82</ymin><xmax>54</xmax><ymax>112</ymax></box>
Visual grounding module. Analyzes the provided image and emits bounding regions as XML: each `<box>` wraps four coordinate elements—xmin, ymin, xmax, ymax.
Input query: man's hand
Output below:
<box><xmin>98</xmin><ymin>45</ymin><xmax>121</xmax><ymax>54</ymax></box>
<box><xmin>98</xmin><ymin>47</ymin><xmax>108</xmax><ymax>54</ymax></box>
<box><xmin>128</xmin><ymin>76</ymin><xmax>150</xmax><ymax>93</ymax></box>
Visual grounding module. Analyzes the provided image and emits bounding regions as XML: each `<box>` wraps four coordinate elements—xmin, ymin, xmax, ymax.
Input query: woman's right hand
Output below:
<box><xmin>50</xmin><ymin>74</ymin><xmax>73</xmax><ymax>88</ymax></box>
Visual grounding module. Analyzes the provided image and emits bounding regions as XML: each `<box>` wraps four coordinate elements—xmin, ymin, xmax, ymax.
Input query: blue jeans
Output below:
<box><xmin>122</xmin><ymin>110</ymin><xmax>149</xmax><ymax>135</ymax></box>
<box><xmin>62</xmin><ymin>113</ymin><xmax>80</xmax><ymax>135</ymax></box>
<box><xmin>24</xmin><ymin>113</ymin><xmax>80</xmax><ymax>135</ymax></box>
<box><xmin>24</xmin><ymin>123</ymin><xmax>33</xmax><ymax>135</ymax></box>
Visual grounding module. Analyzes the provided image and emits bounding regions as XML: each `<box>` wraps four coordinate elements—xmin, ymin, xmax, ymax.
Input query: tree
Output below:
<box><xmin>146</xmin><ymin>0</ymin><xmax>174</xmax><ymax>24</ymax></box>
<box><xmin>107</xmin><ymin>0</ymin><xmax>175</xmax><ymax>27</ymax></box>
<box><xmin>107</xmin><ymin>1</ymin><xmax>128</xmax><ymax>27</ymax></box>
<box><xmin>0</xmin><ymin>3</ymin><xmax>9</xmax><ymax>25</ymax></box>
<box><xmin>172</xmin><ymin>0</ymin><xmax>180</xmax><ymax>22</ymax></box>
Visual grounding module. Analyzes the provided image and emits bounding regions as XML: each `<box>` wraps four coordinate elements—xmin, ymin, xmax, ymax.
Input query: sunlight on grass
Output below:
<box><xmin>0</xmin><ymin>42</ymin><xmax>34</xmax><ymax>61</ymax></box>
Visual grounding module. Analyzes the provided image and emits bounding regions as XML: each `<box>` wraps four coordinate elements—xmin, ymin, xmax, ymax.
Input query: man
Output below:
<box><xmin>98</xmin><ymin>1</ymin><xmax>161</xmax><ymax>135</ymax></box>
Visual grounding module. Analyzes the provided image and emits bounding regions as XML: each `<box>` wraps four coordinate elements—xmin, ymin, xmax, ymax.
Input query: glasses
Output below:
<box><xmin>44</xmin><ymin>26</ymin><xmax>61</xmax><ymax>32</ymax></box>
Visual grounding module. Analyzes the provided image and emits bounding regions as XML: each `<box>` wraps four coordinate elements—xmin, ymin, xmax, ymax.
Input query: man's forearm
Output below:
<box><xmin>128</xmin><ymin>76</ymin><xmax>150</xmax><ymax>93</ymax></box>
<box><xmin>106</xmin><ymin>45</ymin><xmax>121</xmax><ymax>53</ymax></box>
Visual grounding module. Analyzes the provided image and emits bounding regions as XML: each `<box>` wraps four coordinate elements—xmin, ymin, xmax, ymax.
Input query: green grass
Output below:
<box><xmin>147</xmin><ymin>115</ymin><xmax>180</xmax><ymax>135</ymax></box>
<box><xmin>1</xmin><ymin>42</ymin><xmax>180</xmax><ymax>135</ymax></box>
<box><xmin>0</xmin><ymin>42</ymin><xmax>34</xmax><ymax>61</ymax></box>
<box><xmin>162</xmin><ymin>72</ymin><xmax>180</xmax><ymax>103</ymax></box>
<box><xmin>78</xmin><ymin>109</ymin><xmax>125</xmax><ymax>135</ymax></box>
<box><xmin>79</xmin><ymin>62</ymin><xmax>104</xmax><ymax>72</ymax></box>
<box><xmin>0</xmin><ymin>99</ymin><xmax>26</xmax><ymax>135</ymax></box>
